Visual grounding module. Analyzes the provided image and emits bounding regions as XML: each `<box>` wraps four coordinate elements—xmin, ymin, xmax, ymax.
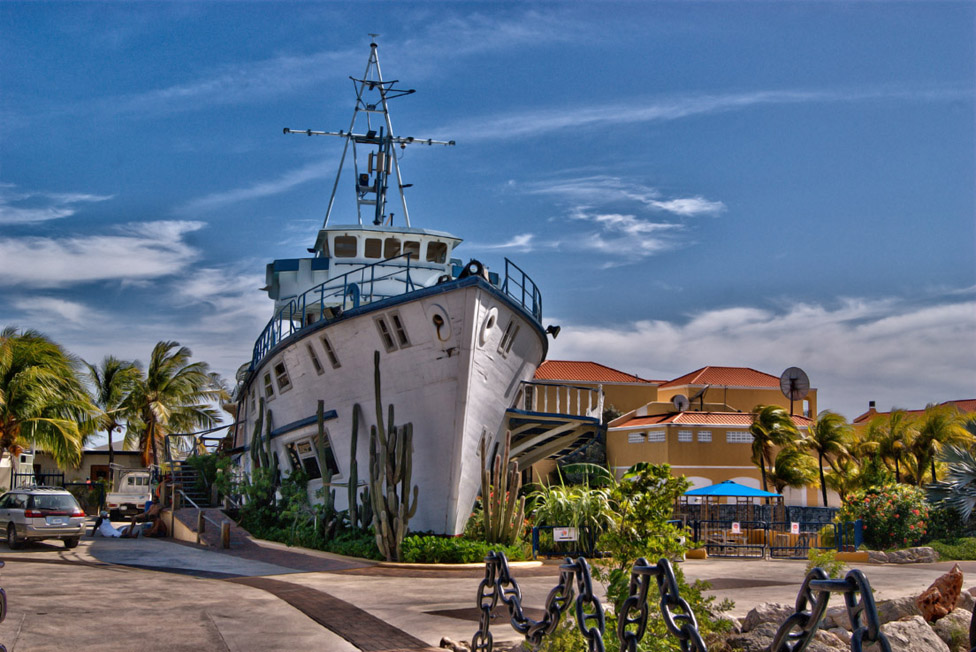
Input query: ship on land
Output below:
<box><xmin>231</xmin><ymin>41</ymin><xmax>603</xmax><ymax>534</ymax></box>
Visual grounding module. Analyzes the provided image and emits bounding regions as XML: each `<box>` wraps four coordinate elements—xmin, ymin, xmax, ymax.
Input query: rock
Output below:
<box><xmin>876</xmin><ymin>595</ymin><xmax>922</xmax><ymax>624</ymax></box>
<box><xmin>439</xmin><ymin>637</ymin><xmax>470</xmax><ymax>652</ymax></box>
<box><xmin>827</xmin><ymin>627</ymin><xmax>850</xmax><ymax>644</ymax></box>
<box><xmin>881</xmin><ymin>615</ymin><xmax>951</xmax><ymax>652</ymax></box>
<box><xmin>932</xmin><ymin>609</ymin><xmax>973</xmax><ymax>652</ymax></box>
<box><xmin>917</xmin><ymin>564</ymin><xmax>965</xmax><ymax>622</ymax></box>
<box><xmin>741</xmin><ymin>602</ymin><xmax>794</xmax><ymax>633</ymax></box>
<box><xmin>867</xmin><ymin>546</ymin><xmax>939</xmax><ymax>564</ymax></box>
<box><xmin>959</xmin><ymin>588</ymin><xmax>976</xmax><ymax>612</ymax></box>
<box><xmin>821</xmin><ymin>605</ymin><xmax>851</xmax><ymax>631</ymax></box>
<box><xmin>868</xmin><ymin>550</ymin><xmax>889</xmax><ymax>563</ymax></box>
<box><xmin>724</xmin><ymin>622</ymin><xmax>846</xmax><ymax>652</ymax></box>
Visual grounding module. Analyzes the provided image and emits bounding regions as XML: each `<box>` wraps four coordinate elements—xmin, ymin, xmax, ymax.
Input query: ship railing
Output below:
<box><xmin>502</xmin><ymin>258</ymin><xmax>542</xmax><ymax>322</ymax></box>
<box><xmin>251</xmin><ymin>253</ymin><xmax>420</xmax><ymax>367</ymax></box>
<box><xmin>514</xmin><ymin>381</ymin><xmax>604</xmax><ymax>420</ymax></box>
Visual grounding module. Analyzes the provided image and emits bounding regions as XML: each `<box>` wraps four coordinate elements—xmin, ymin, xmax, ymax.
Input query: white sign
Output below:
<box><xmin>791</xmin><ymin>522</ymin><xmax>800</xmax><ymax>535</ymax></box>
<box><xmin>731</xmin><ymin>522</ymin><xmax>741</xmax><ymax>534</ymax></box>
<box><xmin>553</xmin><ymin>527</ymin><xmax>578</xmax><ymax>542</ymax></box>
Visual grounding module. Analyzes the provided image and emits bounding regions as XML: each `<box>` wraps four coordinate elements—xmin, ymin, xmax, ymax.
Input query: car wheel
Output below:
<box><xmin>63</xmin><ymin>537</ymin><xmax>80</xmax><ymax>549</ymax></box>
<box><xmin>6</xmin><ymin>525</ymin><xmax>22</xmax><ymax>550</ymax></box>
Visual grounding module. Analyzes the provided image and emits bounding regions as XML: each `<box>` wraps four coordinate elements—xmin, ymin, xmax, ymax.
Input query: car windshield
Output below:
<box><xmin>29</xmin><ymin>494</ymin><xmax>80</xmax><ymax>511</ymax></box>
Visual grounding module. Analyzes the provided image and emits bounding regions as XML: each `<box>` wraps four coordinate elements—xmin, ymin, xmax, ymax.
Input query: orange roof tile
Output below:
<box><xmin>534</xmin><ymin>360</ymin><xmax>657</xmax><ymax>384</ymax></box>
<box><xmin>613</xmin><ymin>411</ymin><xmax>812</xmax><ymax>429</ymax></box>
<box><xmin>659</xmin><ymin>366</ymin><xmax>783</xmax><ymax>389</ymax></box>
<box><xmin>853</xmin><ymin>399</ymin><xmax>976</xmax><ymax>423</ymax></box>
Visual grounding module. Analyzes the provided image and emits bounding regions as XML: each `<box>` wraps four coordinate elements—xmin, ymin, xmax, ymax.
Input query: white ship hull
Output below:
<box><xmin>238</xmin><ymin>277</ymin><xmax>546</xmax><ymax>534</ymax></box>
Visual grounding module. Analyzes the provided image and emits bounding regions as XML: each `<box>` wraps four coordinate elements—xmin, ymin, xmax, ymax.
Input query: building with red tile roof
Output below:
<box><xmin>853</xmin><ymin>398</ymin><xmax>976</xmax><ymax>424</ymax></box>
<box><xmin>532</xmin><ymin>360</ymin><xmax>661</xmax><ymax>414</ymax></box>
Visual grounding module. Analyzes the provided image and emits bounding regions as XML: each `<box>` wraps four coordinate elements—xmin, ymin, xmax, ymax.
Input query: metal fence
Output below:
<box><xmin>12</xmin><ymin>471</ymin><xmax>63</xmax><ymax>488</ymax></box>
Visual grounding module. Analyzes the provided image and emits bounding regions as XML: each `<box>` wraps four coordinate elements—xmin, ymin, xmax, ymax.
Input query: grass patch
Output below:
<box><xmin>929</xmin><ymin>537</ymin><xmax>976</xmax><ymax>560</ymax></box>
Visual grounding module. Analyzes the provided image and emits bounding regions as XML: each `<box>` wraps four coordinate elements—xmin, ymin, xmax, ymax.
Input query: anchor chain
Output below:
<box><xmin>474</xmin><ymin>551</ymin><xmax>891</xmax><ymax>652</ymax></box>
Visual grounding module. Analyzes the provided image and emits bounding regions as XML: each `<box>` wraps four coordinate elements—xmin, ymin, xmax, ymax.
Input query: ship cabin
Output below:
<box><xmin>264</xmin><ymin>225</ymin><xmax>463</xmax><ymax>316</ymax></box>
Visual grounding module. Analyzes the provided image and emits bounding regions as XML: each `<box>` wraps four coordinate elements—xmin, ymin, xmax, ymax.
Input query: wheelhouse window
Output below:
<box><xmin>273</xmin><ymin>360</ymin><xmax>291</xmax><ymax>392</ymax></box>
<box><xmin>285</xmin><ymin>435</ymin><xmax>339</xmax><ymax>481</ymax></box>
<box><xmin>364</xmin><ymin>238</ymin><xmax>382</xmax><ymax>258</ymax></box>
<box><xmin>334</xmin><ymin>235</ymin><xmax>357</xmax><ymax>258</ymax></box>
<box><xmin>263</xmin><ymin>372</ymin><xmax>274</xmax><ymax>398</ymax></box>
<box><xmin>384</xmin><ymin>237</ymin><xmax>401</xmax><ymax>258</ymax></box>
<box><xmin>403</xmin><ymin>240</ymin><xmax>420</xmax><ymax>260</ymax></box>
<box><xmin>426</xmin><ymin>241</ymin><xmax>448</xmax><ymax>263</ymax></box>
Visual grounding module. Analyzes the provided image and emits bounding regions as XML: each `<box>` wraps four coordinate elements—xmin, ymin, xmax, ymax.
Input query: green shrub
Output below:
<box><xmin>806</xmin><ymin>548</ymin><xmax>846</xmax><ymax>578</ymax></box>
<box><xmin>928</xmin><ymin>537</ymin><xmax>976</xmax><ymax>561</ymax></box>
<box><xmin>401</xmin><ymin>535</ymin><xmax>528</xmax><ymax>563</ymax></box>
<box><xmin>925</xmin><ymin>505</ymin><xmax>968</xmax><ymax>543</ymax></box>
<box><xmin>837</xmin><ymin>484</ymin><xmax>929</xmax><ymax>550</ymax></box>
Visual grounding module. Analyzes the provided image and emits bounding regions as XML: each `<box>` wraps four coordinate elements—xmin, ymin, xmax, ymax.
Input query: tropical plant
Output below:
<box><xmin>749</xmin><ymin>405</ymin><xmax>799</xmax><ymax>495</ymax></box>
<box><xmin>927</xmin><ymin>444</ymin><xmax>976</xmax><ymax>522</ymax></box>
<box><xmin>480</xmin><ymin>430</ymin><xmax>526</xmax><ymax>546</ymax></box>
<box><xmin>0</xmin><ymin>327</ymin><xmax>94</xmax><ymax>470</ymax></box>
<box><xmin>909</xmin><ymin>404</ymin><xmax>972</xmax><ymax>485</ymax></box>
<box><xmin>767</xmin><ymin>446</ymin><xmax>818</xmax><ymax>494</ymax></box>
<box><xmin>800</xmin><ymin>411</ymin><xmax>851</xmax><ymax>506</ymax></box>
<box><xmin>528</xmin><ymin>468</ymin><xmax>615</xmax><ymax>555</ymax></box>
<box><xmin>123</xmin><ymin>341</ymin><xmax>227</xmax><ymax>467</ymax></box>
<box><xmin>84</xmin><ymin>355</ymin><xmax>140</xmax><ymax>471</ymax></box>
<box><xmin>837</xmin><ymin>484</ymin><xmax>929</xmax><ymax>550</ymax></box>
<box><xmin>865</xmin><ymin>409</ymin><xmax>914</xmax><ymax>483</ymax></box>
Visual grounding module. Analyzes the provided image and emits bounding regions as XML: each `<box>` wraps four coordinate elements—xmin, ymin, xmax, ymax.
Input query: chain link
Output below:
<box><xmin>474</xmin><ymin>551</ymin><xmax>890</xmax><ymax>652</ymax></box>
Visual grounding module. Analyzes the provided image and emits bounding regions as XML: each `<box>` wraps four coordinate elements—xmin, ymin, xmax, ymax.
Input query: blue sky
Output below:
<box><xmin>1</xmin><ymin>2</ymin><xmax>973</xmax><ymax>426</ymax></box>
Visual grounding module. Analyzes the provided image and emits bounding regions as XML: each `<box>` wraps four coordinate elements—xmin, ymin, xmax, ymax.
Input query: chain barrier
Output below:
<box><xmin>473</xmin><ymin>551</ymin><xmax>891</xmax><ymax>652</ymax></box>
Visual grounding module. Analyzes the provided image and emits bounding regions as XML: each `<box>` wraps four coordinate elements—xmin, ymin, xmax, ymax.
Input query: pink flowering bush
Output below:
<box><xmin>837</xmin><ymin>484</ymin><xmax>929</xmax><ymax>550</ymax></box>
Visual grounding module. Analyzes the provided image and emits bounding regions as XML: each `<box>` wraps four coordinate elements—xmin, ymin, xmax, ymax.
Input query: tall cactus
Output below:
<box><xmin>347</xmin><ymin>403</ymin><xmax>361</xmax><ymax>531</ymax></box>
<box><xmin>367</xmin><ymin>350</ymin><xmax>418</xmax><ymax>561</ymax></box>
<box><xmin>481</xmin><ymin>430</ymin><xmax>525</xmax><ymax>546</ymax></box>
<box><xmin>316</xmin><ymin>400</ymin><xmax>338</xmax><ymax>539</ymax></box>
<box><xmin>249</xmin><ymin>398</ymin><xmax>265</xmax><ymax>468</ymax></box>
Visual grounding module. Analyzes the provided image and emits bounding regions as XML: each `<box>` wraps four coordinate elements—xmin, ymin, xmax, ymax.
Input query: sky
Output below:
<box><xmin>1</xmin><ymin>2</ymin><xmax>974</xmax><ymax>432</ymax></box>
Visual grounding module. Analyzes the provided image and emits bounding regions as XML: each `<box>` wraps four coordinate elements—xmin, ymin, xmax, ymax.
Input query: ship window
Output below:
<box><xmin>263</xmin><ymin>372</ymin><xmax>274</xmax><ymax>398</ymax></box>
<box><xmin>307</xmin><ymin>344</ymin><xmax>324</xmax><ymax>375</ymax></box>
<box><xmin>364</xmin><ymin>238</ymin><xmax>382</xmax><ymax>258</ymax></box>
<box><xmin>375</xmin><ymin>317</ymin><xmax>397</xmax><ymax>352</ymax></box>
<box><xmin>285</xmin><ymin>435</ymin><xmax>339</xmax><ymax>481</ymax></box>
<box><xmin>384</xmin><ymin>237</ymin><xmax>401</xmax><ymax>258</ymax></box>
<box><xmin>426</xmin><ymin>241</ymin><xmax>448</xmax><ymax>263</ymax></box>
<box><xmin>273</xmin><ymin>361</ymin><xmax>291</xmax><ymax>392</ymax></box>
<box><xmin>498</xmin><ymin>320</ymin><xmax>520</xmax><ymax>354</ymax></box>
<box><xmin>321</xmin><ymin>335</ymin><xmax>341</xmax><ymax>368</ymax></box>
<box><xmin>334</xmin><ymin>236</ymin><xmax>357</xmax><ymax>258</ymax></box>
<box><xmin>403</xmin><ymin>240</ymin><xmax>420</xmax><ymax>260</ymax></box>
<box><xmin>390</xmin><ymin>312</ymin><xmax>409</xmax><ymax>347</ymax></box>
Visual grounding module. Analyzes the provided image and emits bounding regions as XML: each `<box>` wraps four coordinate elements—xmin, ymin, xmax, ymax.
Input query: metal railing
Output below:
<box><xmin>502</xmin><ymin>258</ymin><xmax>542</xmax><ymax>322</ymax></box>
<box><xmin>515</xmin><ymin>382</ymin><xmax>603</xmax><ymax>420</ymax></box>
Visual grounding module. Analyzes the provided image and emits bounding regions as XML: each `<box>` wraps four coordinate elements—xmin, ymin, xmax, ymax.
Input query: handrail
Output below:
<box><xmin>514</xmin><ymin>381</ymin><xmax>603</xmax><ymax>419</ymax></box>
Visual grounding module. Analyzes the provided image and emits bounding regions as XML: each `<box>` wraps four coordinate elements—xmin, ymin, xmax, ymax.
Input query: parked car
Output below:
<box><xmin>0</xmin><ymin>487</ymin><xmax>86</xmax><ymax>549</ymax></box>
<box><xmin>105</xmin><ymin>469</ymin><xmax>152</xmax><ymax>519</ymax></box>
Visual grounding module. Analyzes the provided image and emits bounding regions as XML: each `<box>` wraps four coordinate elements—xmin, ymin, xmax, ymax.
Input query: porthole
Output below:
<box><xmin>429</xmin><ymin>304</ymin><xmax>452</xmax><ymax>342</ymax></box>
<box><xmin>479</xmin><ymin>307</ymin><xmax>498</xmax><ymax>346</ymax></box>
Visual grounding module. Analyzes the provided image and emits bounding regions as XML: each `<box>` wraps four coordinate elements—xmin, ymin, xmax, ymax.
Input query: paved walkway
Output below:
<box><xmin>1</xmin><ymin>524</ymin><xmax>973</xmax><ymax>651</ymax></box>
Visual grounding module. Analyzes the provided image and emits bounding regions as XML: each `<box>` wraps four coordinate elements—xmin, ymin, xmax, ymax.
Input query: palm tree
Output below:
<box><xmin>800</xmin><ymin>411</ymin><xmax>851</xmax><ymax>507</ymax></box>
<box><xmin>865</xmin><ymin>410</ymin><xmax>914</xmax><ymax>483</ymax></box>
<box><xmin>0</xmin><ymin>327</ymin><xmax>94</xmax><ymax>470</ymax></box>
<box><xmin>85</xmin><ymin>356</ymin><xmax>140</xmax><ymax>473</ymax></box>
<box><xmin>749</xmin><ymin>405</ymin><xmax>800</xmax><ymax>495</ymax></box>
<box><xmin>124</xmin><ymin>341</ymin><xmax>227</xmax><ymax>467</ymax></box>
<box><xmin>767</xmin><ymin>447</ymin><xmax>818</xmax><ymax>494</ymax></box>
<box><xmin>910</xmin><ymin>404</ymin><xmax>972</xmax><ymax>485</ymax></box>
<box><xmin>927</xmin><ymin>445</ymin><xmax>976</xmax><ymax>521</ymax></box>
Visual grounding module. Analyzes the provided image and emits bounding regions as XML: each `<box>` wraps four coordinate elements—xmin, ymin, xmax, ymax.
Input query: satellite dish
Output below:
<box><xmin>780</xmin><ymin>367</ymin><xmax>810</xmax><ymax>415</ymax></box>
<box><xmin>689</xmin><ymin>384</ymin><xmax>710</xmax><ymax>409</ymax></box>
<box><xmin>672</xmin><ymin>394</ymin><xmax>690</xmax><ymax>412</ymax></box>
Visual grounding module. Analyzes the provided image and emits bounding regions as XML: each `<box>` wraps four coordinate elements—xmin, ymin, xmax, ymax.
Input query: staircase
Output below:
<box><xmin>503</xmin><ymin>381</ymin><xmax>604</xmax><ymax>467</ymax></box>
<box><xmin>170</xmin><ymin>461</ymin><xmax>212</xmax><ymax>508</ymax></box>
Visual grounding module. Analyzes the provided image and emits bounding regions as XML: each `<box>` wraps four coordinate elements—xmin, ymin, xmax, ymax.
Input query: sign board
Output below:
<box><xmin>731</xmin><ymin>522</ymin><xmax>741</xmax><ymax>534</ymax></box>
<box><xmin>791</xmin><ymin>522</ymin><xmax>800</xmax><ymax>535</ymax></box>
<box><xmin>553</xmin><ymin>527</ymin><xmax>578</xmax><ymax>542</ymax></box>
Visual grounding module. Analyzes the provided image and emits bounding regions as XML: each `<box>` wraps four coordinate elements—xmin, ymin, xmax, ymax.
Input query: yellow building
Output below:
<box><xmin>532</xmin><ymin>360</ymin><xmax>660</xmax><ymax>414</ymax></box>
<box><xmin>657</xmin><ymin>366</ymin><xmax>816</xmax><ymax>417</ymax></box>
<box><xmin>852</xmin><ymin>398</ymin><xmax>976</xmax><ymax>427</ymax></box>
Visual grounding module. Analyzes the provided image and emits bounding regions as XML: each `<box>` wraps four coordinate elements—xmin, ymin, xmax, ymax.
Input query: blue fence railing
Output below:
<box><xmin>250</xmin><ymin>255</ymin><xmax>544</xmax><ymax>371</ymax></box>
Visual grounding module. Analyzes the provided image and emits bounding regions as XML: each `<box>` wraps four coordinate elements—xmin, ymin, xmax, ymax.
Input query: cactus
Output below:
<box><xmin>367</xmin><ymin>350</ymin><xmax>418</xmax><ymax>561</ymax></box>
<box><xmin>316</xmin><ymin>400</ymin><xmax>339</xmax><ymax>539</ymax></box>
<box><xmin>249</xmin><ymin>398</ymin><xmax>265</xmax><ymax>468</ymax></box>
<box><xmin>481</xmin><ymin>430</ymin><xmax>525</xmax><ymax>546</ymax></box>
<box><xmin>347</xmin><ymin>403</ymin><xmax>361</xmax><ymax>530</ymax></box>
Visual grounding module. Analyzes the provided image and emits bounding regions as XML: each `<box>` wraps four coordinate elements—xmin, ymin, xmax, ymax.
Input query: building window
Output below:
<box><xmin>273</xmin><ymin>361</ymin><xmax>291</xmax><ymax>392</ymax></box>
<box><xmin>498</xmin><ymin>320</ymin><xmax>519</xmax><ymax>355</ymax></box>
<box><xmin>384</xmin><ymin>237</ymin><xmax>401</xmax><ymax>258</ymax></box>
<box><xmin>263</xmin><ymin>372</ymin><xmax>274</xmax><ymax>398</ymax></box>
<box><xmin>646</xmin><ymin>430</ymin><xmax>666</xmax><ymax>443</ymax></box>
<box><xmin>375</xmin><ymin>317</ymin><xmax>396</xmax><ymax>352</ymax></box>
<box><xmin>726</xmin><ymin>430</ymin><xmax>752</xmax><ymax>443</ymax></box>
<box><xmin>364</xmin><ymin>238</ymin><xmax>382</xmax><ymax>258</ymax></box>
<box><xmin>285</xmin><ymin>435</ymin><xmax>339</xmax><ymax>481</ymax></box>
<box><xmin>390</xmin><ymin>312</ymin><xmax>409</xmax><ymax>347</ymax></box>
<box><xmin>321</xmin><ymin>336</ymin><xmax>340</xmax><ymax>368</ymax></box>
<box><xmin>677</xmin><ymin>430</ymin><xmax>693</xmax><ymax>442</ymax></box>
<box><xmin>627</xmin><ymin>432</ymin><xmax>645</xmax><ymax>444</ymax></box>
<box><xmin>307</xmin><ymin>345</ymin><xmax>324</xmax><ymax>375</ymax></box>
<box><xmin>426</xmin><ymin>241</ymin><xmax>448</xmax><ymax>263</ymax></box>
<box><xmin>334</xmin><ymin>236</ymin><xmax>357</xmax><ymax>258</ymax></box>
<box><xmin>697</xmin><ymin>430</ymin><xmax>712</xmax><ymax>443</ymax></box>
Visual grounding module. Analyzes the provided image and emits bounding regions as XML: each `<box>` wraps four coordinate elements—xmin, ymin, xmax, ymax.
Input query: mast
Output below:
<box><xmin>284</xmin><ymin>38</ymin><xmax>454</xmax><ymax>229</ymax></box>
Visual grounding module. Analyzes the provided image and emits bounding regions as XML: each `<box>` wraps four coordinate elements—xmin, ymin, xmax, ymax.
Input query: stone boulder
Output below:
<box><xmin>917</xmin><ymin>564</ymin><xmax>965</xmax><ymax>622</ymax></box>
<box><xmin>724</xmin><ymin>621</ymin><xmax>847</xmax><ymax>652</ymax></box>
<box><xmin>959</xmin><ymin>587</ymin><xmax>976</xmax><ymax>612</ymax></box>
<box><xmin>867</xmin><ymin>546</ymin><xmax>940</xmax><ymax>564</ymax></box>
<box><xmin>740</xmin><ymin>602</ymin><xmax>794</xmax><ymax>633</ymax></box>
<box><xmin>932</xmin><ymin>609</ymin><xmax>973</xmax><ymax>652</ymax></box>
<box><xmin>877</xmin><ymin>595</ymin><xmax>923</xmax><ymax>624</ymax></box>
<box><xmin>881</xmin><ymin>615</ymin><xmax>951</xmax><ymax>652</ymax></box>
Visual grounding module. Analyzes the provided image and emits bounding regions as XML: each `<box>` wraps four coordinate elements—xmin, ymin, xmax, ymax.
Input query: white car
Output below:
<box><xmin>0</xmin><ymin>487</ymin><xmax>86</xmax><ymax>549</ymax></box>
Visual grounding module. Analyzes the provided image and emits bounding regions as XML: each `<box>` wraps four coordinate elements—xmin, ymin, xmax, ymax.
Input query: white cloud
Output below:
<box><xmin>524</xmin><ymin>175</ymin><xmax>726</xmax><ymax>218</ymax></box>
<box><xmin>8</xmin><ymin>297</ymin><xmax>101</xmax><ymax>326</ymax></box>
<box><xmin>0</xmin><ymin>184</ymin><xmax>114</xmax><ymax>225</ymax></box>
<box><xmin>171</xmin><ymin>264</ymin><xmax>270</xmax><ymax>336</ymax></box>
<box><xmin>548</xmin><ymin>294</ymin><xmax>976</xmax><ymax>420</ymax></box>
<box><xmin>0</xmin><ymin>220</ymin><xmax>205</xmax><ymax>288</ymax></box>
<box><xmin>178</xmin><ymin>160</ymin><xmax>334</xmax><ymax>214</ymax></box>
<box><xmin>469</xmin><ymin>233</ymin><xmax>537</xmax><ymax>253</ymax></box>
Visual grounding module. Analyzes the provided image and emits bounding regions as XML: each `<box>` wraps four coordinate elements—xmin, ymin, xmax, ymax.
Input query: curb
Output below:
<box><xmin>377</xmin><ymin>560</ymin><xmax>543</xmax><ymax>570</ymax></box>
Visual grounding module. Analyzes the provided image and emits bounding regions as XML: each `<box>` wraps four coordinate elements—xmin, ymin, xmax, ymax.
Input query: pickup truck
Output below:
<box><xmin>105</xmin><ymin>470</ymin><xmax>152</xmax><ymax>519</ymax></box>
